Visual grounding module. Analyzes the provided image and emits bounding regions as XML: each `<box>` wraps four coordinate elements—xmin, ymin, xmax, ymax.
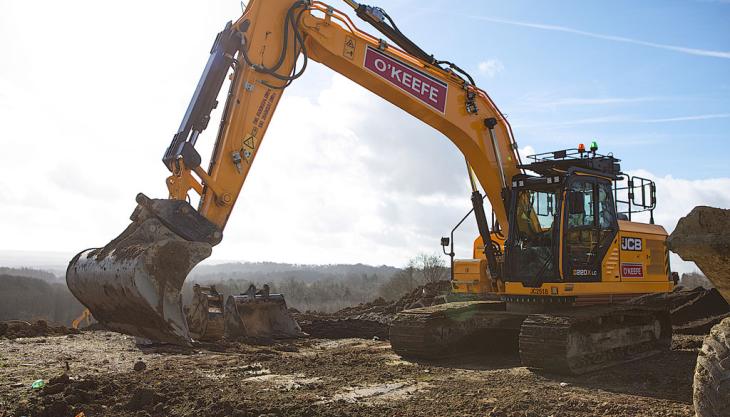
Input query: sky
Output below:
<box><xmin>0</xmin><ymin>0</ymin><xmax>728</xmax><ymax>273</ymax></box>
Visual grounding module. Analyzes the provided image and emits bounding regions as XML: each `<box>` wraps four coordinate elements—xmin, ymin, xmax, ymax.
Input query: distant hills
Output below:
<box><xmin>0</xmin><ymin>250</ymin><xmax>401</xmax><ymax>282</ymax></box>
<box><xmin>0</xmin><ymin>266</ymin><xmax>60</xmax><ymax>282</ymax></box>
<box><xmin>0</xmin><ymin>261</ymin><xmax>403</xmax><ymax>318</ymax></box>
<box><xmin>189</xmin><ymin>262</ymin><xmax>400</xmax><ymax>284</ymax></box>
<box><xmin>0</xmin><ymin>270</ymin><xmax>83</xmax><ymax>324</ymax></box>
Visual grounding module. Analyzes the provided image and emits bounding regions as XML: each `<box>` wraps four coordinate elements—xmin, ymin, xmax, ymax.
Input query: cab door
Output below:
<box><xmin>561</xmin><ymin>175</ymin><xmax>618</xmax><ymax>282</ymax></box>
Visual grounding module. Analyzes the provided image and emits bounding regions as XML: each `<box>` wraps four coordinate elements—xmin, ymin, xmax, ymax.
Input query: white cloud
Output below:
<box><xmin>217</xmin><ymin>72</ymin><xmax>475</xmax><ymax>265</ymax></box>
<box><xmin>519</xmin><ymin>94</ymin><xmax>663</xmax><ymax>111</ymax></box>
<box><xmin>625</xmin><ymin>170</ymin><xmax>730</xmax><ymax>274</ymax></box>
<box><xmin>514</xmin><ymin>115</ymin><xmax>628</xmax><ymax>129</ymax></box>
<box><xmin>518</xmin><ymin>145</ymin><xmax>536</xmax><ymax>161</ymax></box>
<box><xmin>626</xmin><ymin>170</ymin><xmax>730</xmax><ymax>231</ymax></box>
<box><xmin>1</xmin><ymin>0</ymin><xmax>728</xmax><ymax>279</ymax></box>
<box><xmin>463</xmin><ymin>15</ymin><xmax>730</xmax><ymax>59</ymax></box>
<box><xmin>0</xmin><ymin>62</ymin><xmax>475</xmax><ymax>267</ymax></box>
<box><xmin>477</xmin><ymin>59</ymin><xmax>505</xmax><ymax>77</ymax></box>
<box><xmin>0</xmin><ymin>0</ymin><xmax>475</xmax><ymax>269</ymax></box>
<box><xmin>514</xmin><ymin>113</ymin><xmax>730</xmax><ymax>129</ymax></box>
<box><xmin>640</xmin><ymin>113</ymin><xmax>730</xmax><ymax>123</ymax></box>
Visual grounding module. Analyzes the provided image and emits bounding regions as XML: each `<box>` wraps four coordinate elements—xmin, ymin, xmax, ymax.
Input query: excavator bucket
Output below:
<box><xmin>66</xmin><ymin>194</ymin><xmax>221</xmax><ymax>345</ymax></box>
<box><xmin>224</xmin><ymin>285</ymin><xmax>305</xmax><ymax>340</ymax></box>
<box><xmin>187</xmin><ymin>284</ymin><xmax>225</xmax><ymax>342</ymax></box>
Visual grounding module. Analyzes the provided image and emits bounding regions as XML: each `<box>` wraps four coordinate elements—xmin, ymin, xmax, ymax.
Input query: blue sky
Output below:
<box><xmin>0</xmin><ymin>0</ymin><xmax>728</xmax><ymax>271</ymax></box>
<box><xmin>372</xmin><ymin>0</ymin><xmax>730</xmax><ymax>178</ymax></box>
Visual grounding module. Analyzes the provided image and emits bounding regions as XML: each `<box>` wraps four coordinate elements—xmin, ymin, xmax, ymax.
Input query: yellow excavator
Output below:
<box><xmin>66</xmin><ymin>0</ymin><xmax>675</xmax><ymax>373</ymax></box>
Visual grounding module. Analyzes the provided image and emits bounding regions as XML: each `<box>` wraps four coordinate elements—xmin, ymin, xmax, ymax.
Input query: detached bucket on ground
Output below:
<box><xmin>187</xmin><ymin>284</ymin><xmax>225</xmax><ymax>342</ymax></box>
<box><xmin>224</xmin><ymin>285</ymin><xmax>305</xmax><ymax>340</ymax></box>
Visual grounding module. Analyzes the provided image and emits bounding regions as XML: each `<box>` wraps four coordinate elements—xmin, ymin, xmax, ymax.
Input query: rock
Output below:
<box><xmin>669</xmin><ymin>206</ymin><xmax>730</xmax><ymax>301</ymax></box>
<box><xmin>133</xmin><ymin>361</ymin><xmax>146</xmax><ymax>372</ymax></box>
<box><xmin>126</xmin><ymin>387</ymin><xmax>159</xmax><ymax>411</ymax></box>
<box><xmin>41</xmin><ymin>383</ymin><xmax>66</xmax><ymax>396</ymax></box>
<box><xmin>63</xmin><ymin>392</ymin><xmax>83</xmax><ymax>405</ymax></box>
<box><xmin>75</xmin><ymin>379</ymin><xmax>98</xmax><ymax>391</ymax></box>
<box><xmin>35</xmin><ymin>398</ymin><xmax>69</xmax><ymax>417</ymax></box>
<box><xmin>153</xmin><ymin>402</ymin><xmax>164</xmax><ymax>414</ymax></box>
<box><xmin>49</xmin><ymin>373</ymin><xmax>70</xmax><ymax>386</ymax></box>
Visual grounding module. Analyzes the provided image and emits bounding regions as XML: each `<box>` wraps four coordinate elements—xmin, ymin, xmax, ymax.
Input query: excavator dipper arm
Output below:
<box><xmin>66</xmin><ymin>0</ymin><xmax>522</xmax><ymax>345</ymax></box>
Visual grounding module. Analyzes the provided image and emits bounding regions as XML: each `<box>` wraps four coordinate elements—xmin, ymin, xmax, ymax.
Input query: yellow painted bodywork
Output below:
<box><xmin>472</xmin><ymin>233</ymin><xmax>506</xmax><ymax>259</ymax></box>
<box><xmin>452</xmin><ymin>258</ymin><xmax>497</xmax><ymax>295</ymax></box>
<box><xmin>504</xmin><ymin>281</ymin><xmax>673</xmax><ymax>297</ymax></box>
<box><xmin>453</xmin><ymin>219</ymin><xmax>672</xmax><ymax>297</ymax></box>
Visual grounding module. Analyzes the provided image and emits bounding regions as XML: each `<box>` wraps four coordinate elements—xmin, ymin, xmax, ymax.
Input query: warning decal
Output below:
<box><xmin>343</xmin><ymin>36</ymin><xmax>355</xmax><ymax>60</ymax></box>
<box><xmin>243</xmin><ymin>135</ymin><xmax>255</xmax><ymax>150</ymax></box>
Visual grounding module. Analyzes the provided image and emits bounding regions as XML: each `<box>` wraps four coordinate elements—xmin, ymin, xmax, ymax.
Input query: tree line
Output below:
<box><xmin>0</xmin><ymin>253</ymin><xmax>448</xmax><ymax>324</ymax></box>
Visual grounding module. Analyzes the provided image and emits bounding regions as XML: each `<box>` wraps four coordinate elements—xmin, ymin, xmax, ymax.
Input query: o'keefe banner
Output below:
<box><xmin>364</xmin><ymin>46</ymin><xmax>448</xmax><ymax>113</ymax></box>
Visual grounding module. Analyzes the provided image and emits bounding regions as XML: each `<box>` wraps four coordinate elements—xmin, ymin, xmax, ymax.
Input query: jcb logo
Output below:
<box><xmin>621</xmin><ymin>237</ymin><xmax>642</xmax><ymax>251</ymax></box>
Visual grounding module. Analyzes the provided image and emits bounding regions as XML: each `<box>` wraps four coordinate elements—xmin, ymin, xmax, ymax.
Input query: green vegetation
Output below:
<box><xmin>0</xmin><ymin>271</ymin><xmax>84</xmax><ymax>325</ymax></box>
<box><xmin>0</xmin><ymin>253</ymin><xmax>449</xmax><ymax>322</ymax></box>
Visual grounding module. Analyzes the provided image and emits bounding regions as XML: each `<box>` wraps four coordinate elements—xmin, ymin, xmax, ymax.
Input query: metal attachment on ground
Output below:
<box><xmin>187</xmin><ymin>284</ymin><xmax>225</xmax><ymax>342</ymax></box>
<box><xmin>224</xmin><ymin>284</ymin><xmax>305</xmax><ymax>340</ymax></box>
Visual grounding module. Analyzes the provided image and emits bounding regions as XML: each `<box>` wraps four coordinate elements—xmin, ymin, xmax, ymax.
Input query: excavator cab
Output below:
<box><xmin>505</xmin><ymin>163</ymin><xmax>621</xmax><ymax>286</ymax></box>
<box><xmin>495</xmin><ymin>144</ymin><xmax>667</xmax><ymax>299</ymax></box>
<box><xmin>448</xmin><ymin>144</ymin><xmax>662</xmax><ymax>298</ymax></box>
<box><xmin>504</xmin><ymin>146</ymin><xmax>625</xmax><ymax>288</ymax></box>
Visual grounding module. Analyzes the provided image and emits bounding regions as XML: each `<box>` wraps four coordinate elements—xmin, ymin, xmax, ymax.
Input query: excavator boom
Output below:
<box><xmin>66</xmin><ymin>0</ymin><xmax>521</xmax><ymax>344</ymax></box>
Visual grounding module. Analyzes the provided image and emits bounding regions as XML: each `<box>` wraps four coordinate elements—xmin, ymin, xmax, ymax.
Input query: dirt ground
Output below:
<box><xmin>0</xmin><ymin>329</ymin><xmax>700</xmax><ymax>417</ymax></box>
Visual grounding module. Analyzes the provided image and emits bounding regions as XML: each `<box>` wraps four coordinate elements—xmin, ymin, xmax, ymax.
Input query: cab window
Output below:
<box><xmin>567</xmin><ymin>181</ymin><xmax>595</xmax><ymax>227</ymax></box>
<box><xmin>598</xmin><ymin>183</ymin><xmax>616</xmax><ymax>229</ymax></box>
<box><xmin>510</xmin><ymin>189</ymin><xmax>557</xmax><ymax>281</ymax></box>
<box><xmin>564</xmin><ymin>178</ymin><xmax>617</xmax><ymax>282</ymax></box>
<box><xmin>515</xmin><ymin>190</ymin><xmax>555</xmax><ymax>245</ymax></box>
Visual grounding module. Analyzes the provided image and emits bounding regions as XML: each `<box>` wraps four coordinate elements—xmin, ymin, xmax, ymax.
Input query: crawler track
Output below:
<box><xmin>392</xmin><ymin>300</ymin><xmax>671</xmax><ymax>375</ymax></box>
<box><xmin>390</xmin><ymin>301</ymin><xmax>525</xmax><ymax>359</ymax></box>
<box><xmin>519</xmin><ymin>305</ymin><xmax>672</xmax><ymax>375</ymax></box>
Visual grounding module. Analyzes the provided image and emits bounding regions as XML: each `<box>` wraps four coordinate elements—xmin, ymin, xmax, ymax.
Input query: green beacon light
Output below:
<box><xmin>590</xmin><ymin>140</ymin><xmax>598</xmax><ymax>153</ymax></box>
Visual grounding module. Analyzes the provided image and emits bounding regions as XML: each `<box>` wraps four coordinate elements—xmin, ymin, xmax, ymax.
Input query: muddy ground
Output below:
<box><xmin>0</xmin><ymin>330</ymin><xmax>700</xmax><ymax>417</ymax></box>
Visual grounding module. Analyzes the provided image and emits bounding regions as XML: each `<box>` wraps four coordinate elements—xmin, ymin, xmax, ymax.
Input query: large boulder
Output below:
<box><xmin>668</xmin><ymin>206</ymin><xmax>730</xmax><ymax>303</ymax></box>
